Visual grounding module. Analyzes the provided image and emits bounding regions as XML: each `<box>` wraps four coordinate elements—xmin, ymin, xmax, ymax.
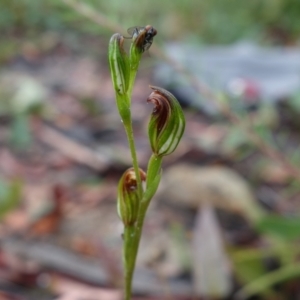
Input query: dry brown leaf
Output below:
<box><xmin>29</xmin><ymin>185</ymin><xmax>65</xmax><ymax>236</ymax></box>
<box><xmin>159</xmin><ymin>164</ymin><xmax>265</xmax><ymax>223</ymax></box>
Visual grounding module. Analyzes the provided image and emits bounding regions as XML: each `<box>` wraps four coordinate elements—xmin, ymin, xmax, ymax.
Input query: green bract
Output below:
<box><xmin>147</xmin><ymin>86</ymin><xmax>185</xmax><ymax>157</ymax></box>
<box><xmin>117</xmin><ymin>168</ymin><xmax>146</xmax><ymax>226</ymax></box>
<box><xmin>108</xmin><ymin>33</ymin><xmax>131</xmax><ymax>124</ymax></box>
<box><xmin>129</xmin><ymin>32</ymin><xmax>143</xmax><ymax>72</ymax></box>
<box><xmin>108</xmin><ymin>33</ymin><xmax>130</xmax><ymax>97</ymax></box>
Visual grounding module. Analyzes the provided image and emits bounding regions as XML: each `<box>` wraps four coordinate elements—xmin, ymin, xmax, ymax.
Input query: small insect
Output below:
<box><xmin>127</xmin><ymin>25</ymin><xmax>157</xmax><ymax>52</ymax></box>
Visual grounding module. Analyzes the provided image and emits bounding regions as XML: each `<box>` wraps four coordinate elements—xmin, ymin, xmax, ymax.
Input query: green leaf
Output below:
<box><xmin>231</xmin><ymin>249</ymin><xmax>267</xmax><ymax>284</ymax></box>
<box><xmin>221</xmin><ymin>126</ymin><xmax>248</xmax><ymax>153</ymax></box>
<box><xmin>10</xmin><ymin>113</ymin><xmax>31</xmax><ymax>150</ymax></box>
<box><xmin>289</xmin><ymin>91</ymin><xmax>300</xmax><ymax>113</ymax></box>
<box><xmin>0</xmin><ymin>179</ymin><xmax>22</xmax><ymax>219</ymax></box>
<box><xmin>236</xmin><ymin>264</ymin><xmax>300</xmax><ymax>299</ymax></box>
<box><xmin>256</xmin><ymin>214</ymin><xmax>300</xmax><ymax>241</ymax></box>
<box><xmin>254</xmin><ymin>125</ymin><xmax>273</xmax><ymax>143</ymax></box>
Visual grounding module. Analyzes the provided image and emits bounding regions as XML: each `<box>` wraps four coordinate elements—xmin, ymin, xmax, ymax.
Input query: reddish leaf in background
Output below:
<box><xmin>30</xmin><ymin>184</ymin><xmax>66</xmax><ymax>236</ymax></box>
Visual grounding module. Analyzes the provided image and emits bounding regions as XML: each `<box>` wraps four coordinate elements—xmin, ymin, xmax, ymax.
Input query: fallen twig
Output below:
<box><xmin>35</xmin><ymin>122</ymin><xmax>110</xmax><ymax>171</ymax></box>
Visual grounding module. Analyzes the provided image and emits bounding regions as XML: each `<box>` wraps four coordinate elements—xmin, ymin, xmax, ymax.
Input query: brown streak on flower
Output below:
<box><xmin>147</xmin><ymin>90</ymin><xmax>171</xmax><ymax>133</ymax></box>
<box><xmin>116</xmin><ymin>34</ymin><xmax>125</xmax><ymax>53</ymax></box>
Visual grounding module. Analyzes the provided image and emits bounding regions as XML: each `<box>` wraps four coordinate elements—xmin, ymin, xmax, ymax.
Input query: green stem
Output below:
<box><xmin>121</xmin><ymin>66</ymin><xmax>142</xmax><ymax>300</ymax></box>
<box><xmin>122</xmin><ymin>199</ymin><xmax>149</xmax><ymax>300</ymax></box>
<box><xmin>146</xmin><ymin>154</ymin><xmax>162</xmax><ymax>189</ymax></box>
<box><xmin>122</xmin><ymin>155</ymin><xmax>163</xmax><ymax>300</ymax></box>
<box><xmin>123</xmin><ymin>225</ymin><xmax>136</xmax><ymax>300</ymax></box>
<box><xmin>123</xmin><ymin>200</ymin><xmax>151</xmax><ymax>300</ymax></box>
<box><xmin>118</xmin><ymin>90</ymin><xmax>142</xmax><ymax>199</ymax></box>
<box><xmin>236</xmin><ymin>263</ymin><xmax>300</xmax><ymax>299</ymax></box>
<box><xmin>123</xmin><ymin>123</ymin><xmax>143</xmax><ymax>198</ymax></box>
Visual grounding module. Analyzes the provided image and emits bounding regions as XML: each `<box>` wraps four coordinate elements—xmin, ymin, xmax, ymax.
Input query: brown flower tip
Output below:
<box><xmin>117</xmin><ymin>168</ymin><xmax>146</xmax><ymax>226</ymax></box>
<box><xmin>123</xmin><ymin>168</ymin><xmax>146</xmax><ymax>191</ymax></box>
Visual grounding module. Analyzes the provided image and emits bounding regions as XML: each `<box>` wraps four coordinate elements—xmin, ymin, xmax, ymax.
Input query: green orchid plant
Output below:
<box><xmin>108</xmin><ymin>25</ymin><xmax>185</xmax><ymax>300</ymax></box>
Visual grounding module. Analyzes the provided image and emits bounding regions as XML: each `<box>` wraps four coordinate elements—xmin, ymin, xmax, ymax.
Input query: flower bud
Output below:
<box><xmin>108</xmin><ymin>33</ymin><xmax>130</xmax><ymax>96</ymax></box>
<box><xmin>117</xmin><ymin>168</ymin><xmax>146</xmax><ymax>226</ymax></box>
<box><xmin>147</xmin><ymin>86</ymin><xmax>185</xmax><ymax>157</ymax></box>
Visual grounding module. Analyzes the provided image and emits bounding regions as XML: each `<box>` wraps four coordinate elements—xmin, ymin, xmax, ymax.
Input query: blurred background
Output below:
<box><xmin>1</xmin><ymin>0</ymin><xmax>300</xmax><ymax>299</ymax></box>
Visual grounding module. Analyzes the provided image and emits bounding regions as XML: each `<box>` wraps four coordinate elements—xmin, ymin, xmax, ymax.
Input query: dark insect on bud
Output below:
<box><xmin>128</xmin><ymin>25</ymin><xmax>157</xmax><ymax>53</ymax></box>
<box><xmin>129</xmin><ymin>25</ymin><xmax>157</xmax><ymax>71</ymax></box>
